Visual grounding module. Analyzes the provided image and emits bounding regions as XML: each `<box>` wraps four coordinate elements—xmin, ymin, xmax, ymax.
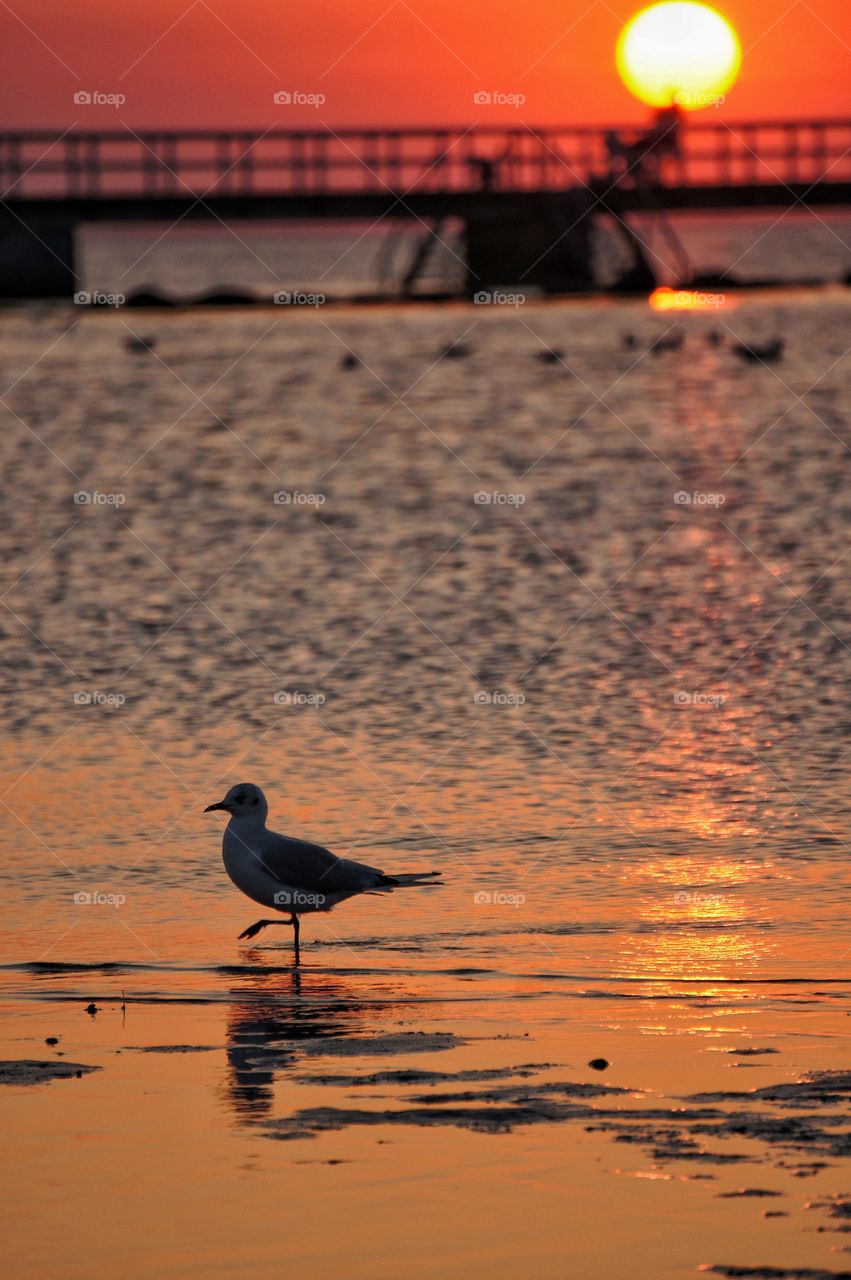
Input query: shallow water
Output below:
<box><xmin>2</xmin><ymin>288</ymin><xmax>851</xmax><ymax>1277</ymax></box>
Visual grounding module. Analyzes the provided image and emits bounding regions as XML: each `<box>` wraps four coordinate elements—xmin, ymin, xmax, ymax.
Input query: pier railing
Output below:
<box><xmin>1</xmin><ymin>120</ymin><xmax>849</xmax><ymax>201</ymax></box>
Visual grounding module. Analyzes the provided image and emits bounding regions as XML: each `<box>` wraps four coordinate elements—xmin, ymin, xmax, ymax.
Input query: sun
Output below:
<box><xmin>616</xmin><ymin>1</ymin><xmax>741</xmax><ymax>111</ymax></box>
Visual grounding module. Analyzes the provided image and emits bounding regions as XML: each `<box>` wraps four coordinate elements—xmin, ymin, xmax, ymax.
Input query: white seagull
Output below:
<box><xmin>205</xmin><ymin>782</ymin><xmax>443</xmax><ymax>963</ymax></box>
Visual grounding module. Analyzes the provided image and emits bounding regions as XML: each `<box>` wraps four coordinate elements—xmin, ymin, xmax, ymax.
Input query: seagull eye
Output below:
<box><xmin>235</xmin><ymin>796</ymin><xmax>245</xmax><ymax>805</ymax></box>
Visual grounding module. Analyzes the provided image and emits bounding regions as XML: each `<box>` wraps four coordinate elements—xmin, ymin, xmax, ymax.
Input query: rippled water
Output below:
<box><xmin>2</xmin><ymin>285</ymin><xmax>851</xmax><ymax>1278</ymax></box>
<box><xmin>2</xmin><ymin>288</ymin><xmax>851</xmax><ymax>970</ymax></box>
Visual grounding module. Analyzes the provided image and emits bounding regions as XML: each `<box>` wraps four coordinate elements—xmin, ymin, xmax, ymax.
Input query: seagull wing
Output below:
<box><xmin>257</xmin><ymin>828</ymin><xmax>387</xmax><ymax>893</ymax></box>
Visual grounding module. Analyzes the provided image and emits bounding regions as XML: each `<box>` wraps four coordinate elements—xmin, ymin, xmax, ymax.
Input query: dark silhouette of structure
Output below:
<box><xmin>1</xmin><ymin>120</ymin><xmax>848</xmax><ymax>298</ymax></box>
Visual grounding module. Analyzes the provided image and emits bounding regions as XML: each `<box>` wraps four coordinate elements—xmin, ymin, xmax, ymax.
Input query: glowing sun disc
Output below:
<box><xmin>617</xmin><ymin>1</ymin><xmax>741</xmax><ymax>110</ymax></box>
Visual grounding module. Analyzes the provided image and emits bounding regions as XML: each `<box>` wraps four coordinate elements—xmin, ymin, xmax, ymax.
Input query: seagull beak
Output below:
<box><xmin>204</xmin><ymin>800</ymin><xmax>228</xmax><ymax>813</ymax></box>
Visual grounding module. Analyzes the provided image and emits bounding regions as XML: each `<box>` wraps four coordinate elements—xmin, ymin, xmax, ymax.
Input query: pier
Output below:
<box><xmin>2</xmin><ymin>119</ymin><xmax>849</xmax><ymax>297</ymax></box>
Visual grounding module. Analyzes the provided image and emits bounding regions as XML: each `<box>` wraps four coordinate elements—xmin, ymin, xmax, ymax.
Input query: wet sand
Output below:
<box><xmin>5</xmin><ymin>966</ymin><xmax>851</xmax><ymax>1279</ymax></box>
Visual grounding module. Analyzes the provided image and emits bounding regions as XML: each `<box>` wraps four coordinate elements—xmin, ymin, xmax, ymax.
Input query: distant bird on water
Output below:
<box><xmin>205</xmin><ymin>783</ymin><xmax>443</xmax><ymax>963</ymax></box>
<box><xmin>124</xmin><ymin>334</ymin><xmax>157</xmax><ymax>353</ymax></box>
<box><xmin>438</xmin><ymin>341</ymin><xmax>471</xmax><ymax>360</ymax></box>
<box><xmin>535</xmin><ymin>347</ymin><xmax>565</xmax><ymax>364</ymax></box>
<box><xmin>650</xmin><ymin>332</ymin><xmax>684</xmax><ymax>355</ymax></box>
<box><xmin>340</xmin><ymin>352</ymin><xmax>361</xmax><ymax>370</ymax></box>
<box><xmin>731</xmin><ymin>338</ymin><xmax>784</xmax><ymax>364</ymax></box>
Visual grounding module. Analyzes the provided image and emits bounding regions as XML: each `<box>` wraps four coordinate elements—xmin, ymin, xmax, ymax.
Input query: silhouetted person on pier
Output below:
<box><xmin>469</xmin><ymin>141</ymin><xmax>516</xmax><ymax>191</ymax></box>
<box><xmin>645</xmin><ymin>101</ymin><xmax>684</xmax><ymax>182</ymax></box>
<box><xmin>605</xmin><ymin>101</ymin><xmax>685</xmax><ymax>186</ymax></box>
<box><xmin>471</xmin><ymin>156</ymin><xmax>497</xmax><ymax>190</ymax></box>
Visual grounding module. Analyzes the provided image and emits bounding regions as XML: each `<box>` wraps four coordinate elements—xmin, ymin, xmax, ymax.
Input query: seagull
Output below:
<box><xmin>649</xmin><ymin>332</ymin><xmax>684</xmax><ymax>355</ymax></box>
<box><xmin>731</xmin><ymin>338</ymin><xmax>784</xmax><ymax>364</ymax></box>
<box><xmin>535</xmin><ymin>347</ymin><xmax>565</xmax><ymax>364</ymax></box>
<box><xmin>438</xmin><ymin>341</ymin><xmax>471</xmax><ymax>360</ymax></box>
<box><xmin>124</xmin><ymin>334</ymin><xmax>157</xmax><ymax>353</ymax></box>
<box><xmin>205</xmin><ymin>782</ymin><xmax>443</xmax><ymax>963</ymax></box>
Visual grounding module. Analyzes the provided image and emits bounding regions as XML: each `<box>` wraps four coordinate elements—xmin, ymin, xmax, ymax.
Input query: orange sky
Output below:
<box><xmin>2</xmin><ymin>0</ymin><xmax>848</xmax><ymax>128</ymax></box>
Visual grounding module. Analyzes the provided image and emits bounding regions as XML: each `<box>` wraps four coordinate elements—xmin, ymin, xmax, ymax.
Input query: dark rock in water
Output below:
<box><xmin>195</xmin><ymin>290</ymin><xmax>257</xmax><ymax>307</ymax></box>
<box><xmin>126</xmin><ymin>289</ymin><xmax>177</xmax><ymax>308</ymax></box>
<box><xmin>340</xmin><ymin>353</ymin><xmax>361</xmax><ymax>369</ymax></box>
<box><xmin>588</xmin><ymin>1058</ymin><xmax>609</xmax><ymax>1071</ymax></box>
<box><xmin>44</xmin><ymin>1036</ymin><xmax>59</xmax><ymax>1046</ymax></box>
<box><xmin>0</xmin><ymin>1059</ymin><xmax>101</xmax><ymax>1086</ymax></box>
<box><xmin>84</xmin><ymin>1002</ymin><xmax>99</xmax><ymax>1016</ymax></box>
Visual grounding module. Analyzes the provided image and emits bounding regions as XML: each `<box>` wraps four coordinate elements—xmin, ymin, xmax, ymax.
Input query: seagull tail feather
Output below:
<box><xmin>380</xmin><ymin>870</ymin><xmax>443</xmax><ymax>888</ymax></box>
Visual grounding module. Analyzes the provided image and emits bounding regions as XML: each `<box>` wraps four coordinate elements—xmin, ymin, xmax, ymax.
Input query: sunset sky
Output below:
<box><xmin>2</xmin><ymin>0</ymin><xmax>849</xmax><ymax>129</ymax></box>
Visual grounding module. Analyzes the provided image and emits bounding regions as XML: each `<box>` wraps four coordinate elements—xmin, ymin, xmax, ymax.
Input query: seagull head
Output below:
<box><xmin>204</xmin><ymin>782</ymin><xmax>268</xmax><ymax>822</ymax></box>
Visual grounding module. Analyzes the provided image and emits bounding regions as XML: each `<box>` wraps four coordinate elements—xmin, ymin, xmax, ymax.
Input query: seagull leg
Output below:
<box><xmin>238</xmin><ymin>916</ymin><xmax>301</xmax><ymax>952</ymax></box>
<box><xmin>238</xmin><ymin>919</ymin><xmax>278</xmax><ymax>940</ymax></box>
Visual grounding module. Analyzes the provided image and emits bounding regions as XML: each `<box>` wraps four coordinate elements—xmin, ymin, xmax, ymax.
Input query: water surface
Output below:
<box><xmin>2</xmin><ymin>286</ymin><xmax>851</xmax><ymax>1278</ymax></box>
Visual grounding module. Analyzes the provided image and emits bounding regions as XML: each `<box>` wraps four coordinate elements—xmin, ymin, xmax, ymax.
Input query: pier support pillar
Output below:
<box><xmin>464</xmin><ymin>192</ymin><xmax>597</xmax><ymax>295</ymax></box>
<box><xmin>0</xmin><ymin>212</ymin><xmax>76</xmax><ymax>298</ymax></box>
